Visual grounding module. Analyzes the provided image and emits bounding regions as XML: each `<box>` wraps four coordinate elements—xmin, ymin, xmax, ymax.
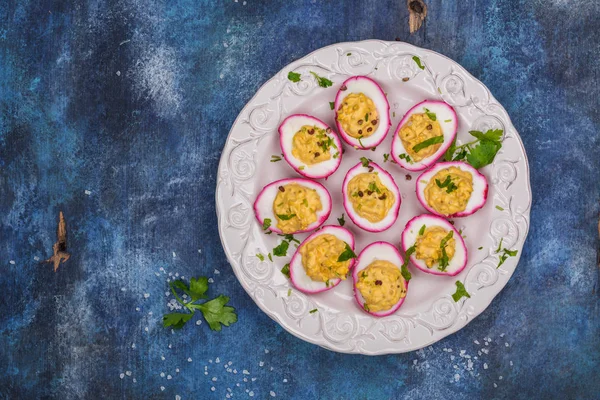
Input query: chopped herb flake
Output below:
<box><xmin>337</xmin><ymin>213</ymin><xmax>346</xmax><ymax>226</ymax></box>
<box><xmin>256</xmin><ymin>254</ymin><xmax>265</xmax><ymax>262</ymax></box>
<box><xmin>452</xmin><ymin>281</ymin><xmax>471</xmax><ymax>302</ymax></box>
<box><xmin>310</xmin><ymin>71</ymin><xmax>333</xmax><ymax>88</ymax></box>
<box><xmin>287</xmin><ymin>71</ymin><xmax>301</xmax><ymax>82</ymax></box>
<box><xmin>281</xmin><ymin>263</ymin><xmax>290</xmax><ymax>278</ymax></box>
<box><xmin>309</xmin><ymin>308</ymin><xmax>318</xmax><ymax>314</ymax></box>
<box><xmin>329</xmin><ymin>101</ymin><xmax>335</xmax><ymax>110</ymax></box>
<box><xmin>412</xmin><ymin>56</ymin><xmax>425</xmax><ymax>70</ymax></box>
<box><xmin>273</xmin><ymin>241</ymin><xmax>290</xmax><ymax>257</ymax></box>
<box><xmin>413</xmin><ymin>135</ymin><xmax>443</xmax><ymax>153</ymax></box>
<box><xmin>419</xmin><ymin>225</ymin><xmax>426</xmax><ymax>236</ymax></box>
<box><xmin>424</xmin><ymin>108</ymin><xmax>437</xmax><ymax>121</ymax></box>
<box><xmin>277</xmin><ymin>213</ymin><xmax>296</xmax><ymax>221</ymax></box>
<box><xmin>495</xmin><ymin>205</ymin><xmax>505</xmax><ymax>211</ymax></box>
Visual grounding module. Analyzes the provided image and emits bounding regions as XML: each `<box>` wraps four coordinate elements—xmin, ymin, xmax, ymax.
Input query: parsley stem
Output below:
<box><xmin>169</xmin><ymin>283</ymin><xmax>186</xmax><ymax>305</ymax></box>
<box><xmin>453</xmin><ymin>139</ymin><xmax>479</xmax><ymax>150</ymax></box>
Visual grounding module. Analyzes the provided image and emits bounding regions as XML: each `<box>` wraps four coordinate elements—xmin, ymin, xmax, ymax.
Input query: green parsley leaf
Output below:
<box><xmin>310</xmin><ymin>71</ymin><xmax>333</xmax><ymax>88</ymax></box>
<box><xmin>287</xmin><ymin>71</ymin><xmax>301</xmax><ymax>82</ymax></box>
<box><xmin>398</xmin><ymin>153</ymin><xmax>413</xmax><ymax>164</ymax></box>
<box><xmin>268</xmin><ymin>253</ymin><xmax>273</xmax><ymax>262</ymax></box>
<box><xmin>270</xmin><ymin>155</ymin><xmax>282</xmax><ymax>162</ymax></box>
<box><xmin>438</xmin><ymin>231</ymin><xmax>454</xmax><ymax>271</ymax></box>
<box><xmin>383</xmin><ymin>153</ymin><xmax>390</xmax><ymax>163</ymax></box>
<box><xmin>451</xmin><ymin>281</ymin><xmax>471</xmax><ymax>302</ymax></box>
<box><xmin>423</xmin><ymin>108</ymin><xmax>437</xmax><ymax>121</ymax></box>
<box><xmin>504</xmin><ymin>249</ymin><xmax>518</xmax><ymax>257</ymax></box>
<box><xmin>444</xmin><ymin>119</ymin><xmax>452</xmax><ymax>123</ymax></box>
<box><xmin>309</xmin><ymin>308</ymin><xmax>318</xmax><ymax>314</ymax></box>
<box><xmin>363</xmin><ymin>303</ymin><xmax>370</xmax><ymax>312</ymax></box>
<box><xmin>329</xmin><ymin>101</ymin><xmax>335</xmax><ymax>110</ymax></box>
<box><xmin>190</xmin><ymin>295</ymin><xmax>237</xmax><ymax>331</ymax></box>
<box><xmin>276</xmin><ymin>213</ymin><xmax>296</xmax><ymax>221</ymax></box>
<box><xmin>419</xmin><ymin>225</ymin><xmax>426</xmax><ymax>236</ymax></box>
<box><xmin>412</xmin><ymin>56</ymin><xmax>425</xmax><ymax>70</ymax></box>
<box><xmin>400</xmin><ymin>245</ymin><xmax>415</xmax><ymax>281</ymax></box>
<box><xmin>337</xmin><ymin>243</ymin><xmax>357</xmax><ymax>262</ymax></box>
<box><xmin>469</xmin><ymin>129</ymin><xmax>503</xmax><ymax>142</ymax></box>
<box><xmin>287</xmin><ymin>288</ymin><xmax>292</xmax><ymax>296</ymax></box>
<box><xmin>273</xmin><ymin>241</ymin><xmax>290</xmax><ymax>257</ymax></box>
<box><xmin>262</xmin><ymin>218</ymin><xmax>271</xmax><ymax>231</ymax></box>
<box><xmin>281</xmin><ymin>263</ymin><xmax>290</xmax><ymax>278</ymax></box>
<box><xmin>478</xmin><ymin>246</ymin><xmax>483</xmax><ymax>250</ymax></box>
<box><xmin>466</xmin><ymin>139</ymin><xmax>501</xmax><ymax>169</ymax></box>
<box><xmin>365</xmin><ymin>113</ymin><xmax>369</xmax><ymax>122</ymax></box>
<box><xmin>442</xmin><ymin>129</ymin><xmax>503</xmax><ymax>168</ymax></box>
<box><xmin>164</xmin><ymin>276</ymin><xmax>237</xmax><ymax>331</ymax></box>
<box><xmin>360</xmin><ymin>157</ymin><xmax>371</xmax><ymax>167</ymax></box>
<box><xmin>337</xmin><ymin>214</ymin><xmax>346</xmax><ymax>226</ymax></box>
<box><xmin>187</xmin><ymin>277</ymin><xmax>209</xmax><ymax>301</ymax></box>
<box><xmin>495</xmin><ymin>205</ymin><xmax>504</xmax><ymax>211</ymax></box>
<box><xmin>256</xmin><ymin>254</ymin><xmax>265</xmax><ymax>262</ymax></box>
<box><xmin>413</xmin><ymin>135</ymin><xmax>443</xmax><ymax>153</ymax></box>
<box><xmin>162</xmin><ymin>313</ymin><xmax>193</xmax><ymax>330</ymax></box>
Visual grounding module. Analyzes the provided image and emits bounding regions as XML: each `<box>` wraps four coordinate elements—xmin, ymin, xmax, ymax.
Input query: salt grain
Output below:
<box><xmin>212</xmin><ymin>377</ymin><xmax>217</xmax><ymax>382</ymax></box>
<box><xmin>161</xmin><ymin>372</ymin><xmax>165</xmax><ymax>377</ymax></box>
<box><xmin>144</xmin><ymin>293</ymin><xmax>150</xmax><ymax>298</ymax></box>
<box><xmin>249</xmin><ymin>391</ymin><xmax>254</xmax><ymax>397</ymax></box>
<box><xmin>270</xmin><ymin>391</ymin><xmax>276</xmax><ymax>397</ymax></box>
<box><xmin>259</xmin><ymin>361</ymin><xmax>264</xmax><ymax>367</ymax></box>
<box><xmin>211</xmin><ymin>387</ymin><xmax>215</xmax><ymax>392</ymax></box>
<box><xmin>208</xmin><ymin>278</ymin><xmax>215</xmax><ymax>283</ymax></box>
<box><xmin>167</xmin><ymin>375</ymin><xmax>172</xmax><ymax>380</ymax></box>
<box><xmin>188</xmin><ymin>358</ymin><xmax>192</xmax><ymax>362</ymax></box>
<box><xmin>120</xmin><ymin>373</ymin><xmax>125</xmax><ymax>379</ymax></box>
<box><xmin>161</xmin><ymin>386</ymin><xmax>165</xmax><ymax>391</ymax></box>
<box><xmin>126</xmin><ymin>371</ymin><xmax>132</xmax><ymax>376</ymax></box>
<box><xmin>483</xmin><ymin>363</ymin><xmax>488</xmax><ymax>369</ymax></box>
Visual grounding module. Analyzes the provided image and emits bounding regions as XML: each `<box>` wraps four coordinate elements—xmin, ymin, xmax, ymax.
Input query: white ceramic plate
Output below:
<box><xmin>216</xmin><ymin>40</ymin><xmax>531</xmax><ymax>355</ymax></box>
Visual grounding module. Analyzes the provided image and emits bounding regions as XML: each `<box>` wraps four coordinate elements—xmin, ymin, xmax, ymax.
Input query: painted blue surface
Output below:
<box><xmin>1</xmin><ymin>0</ymin><xmax>599</xmax><ymax>398</ymax></box>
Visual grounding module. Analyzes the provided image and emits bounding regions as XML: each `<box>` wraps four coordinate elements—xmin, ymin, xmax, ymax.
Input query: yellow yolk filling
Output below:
<box><xmin>415</xmin><ymin>226</ymin><xmax>456</xmax><ymax>268</ymax></box>
<box><xmin>273</xmin><ymin>184</ymin><xmax>323</xmax><ymax>233</ymax></box>
<box><xmin>336</xmin><ymin>93</ymin><xmax>379</xmax><ymax>139</ymax></box>
<box><xmin>356</xmin><ymin>260</ymin><xmax>406</xmax><ymax>312</ymax></box>
<box><xmin>347</xmin><ymin>173</ymin><xmax>395</xmax><ymax>223</ymax></box>
<box><xmin>424</xmin><ymin>167</ymin><xmax>473</xmax><ymax>216</ymax></box>
<box><xmin>291</xmin><ymin>125</ymin><xmax>335</xmax><ymax>165</ymax></box>
<box><xmin>299</xmin><ymin>234</ymin><xmax>351</xmax><ymax>282</ymax></box>
<box><xmin>398</xmin><ymin>113</ymin><xmax>443</xmax><ymax>162</ymax></box>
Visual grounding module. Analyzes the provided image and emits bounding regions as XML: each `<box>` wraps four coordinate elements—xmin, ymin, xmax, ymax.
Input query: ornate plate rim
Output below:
<box><xmin>215</xmin><ymin>39</ymin><xmax>531</xmax><ymax>355</ymax></box>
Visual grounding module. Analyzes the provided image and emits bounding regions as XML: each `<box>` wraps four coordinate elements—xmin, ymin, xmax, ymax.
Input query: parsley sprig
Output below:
<box><xmin>310</xmin><ymin>71</ymin><xmax>333</xmax><ymax>88</ymax></box>
<box><xmin>443</xmin><ymin>129</ymin><xmax>503</xmax><ymax>169</ymax></box>
<box><xmin>495</xmin><ymin>238</ymin><xmax>518</xmax><ymax>269</ymax></box>
<box><xmin>163</xmin><ymin>277</ymin><xmax>237</xmax><ymax>331</ymax></box>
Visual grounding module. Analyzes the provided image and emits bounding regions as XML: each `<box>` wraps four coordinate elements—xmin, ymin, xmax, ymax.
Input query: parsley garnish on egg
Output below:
<box><xmin>413</xmin><ymin>135</ymin><xmax>443</xmax><ymax>153</ymax></box>
<box><xmin>337</xmin><ymin>243</ymin><xmax>357</xmax><ymax>262</ymax></box>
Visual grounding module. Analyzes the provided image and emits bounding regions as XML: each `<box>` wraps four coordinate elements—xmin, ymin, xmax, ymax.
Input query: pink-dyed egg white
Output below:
<box><xmin>401</xmin><ymin>214</ymin><xmax>467</xmax><ymax>276</ymax></box>
<box><xmin>334</xmin><ymin>76</ymin><xmax>391</xmax><ymax>149</ymax></box>
<box><xmin>416</xmin><ymin>161</ymin><xmax>488</xmax><ymax>218</ymax></box>
<box><xmin>278</xmin><ymin>114</ymin><xmax>343</xmax><ymax>179</ymax></box>
<box><xmin>391</xmin><ymin>100</ymin><xmax>458</xmax><ymax>171</ymax></box>
<box><xmin>289</xmin><ymin>226</ymin><xmax>356</xmax><ymax>294</ymax></box>
<box><xmin>342</xmin><ymin>161</ymin><xmax>400</xmax><ymax>232</ymax></box>
<box><xmin>253</xmin><ymin>178</ymin><xmax>332</xmax><ymax>234</ymax></box>
<box><xmin>352</xmin><ymin>242</ymin><xmax>409</xmax><ymax>317</ymax></box>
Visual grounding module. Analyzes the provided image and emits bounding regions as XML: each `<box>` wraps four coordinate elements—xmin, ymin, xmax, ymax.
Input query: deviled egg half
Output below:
<box><xmin>416</xmin><ymin>161</ymin><xmax>488</xmax><ymax>218</ymax></box>
<box><xmin>342</xmin><ymin>160</ymin><xmax>401</xmax><ymax>232</ymax></box>
<box><xmin>352</xmin><ymin>242</ymin><xmax>408</xmax><ymax>316</ymax></box>
<box><xmin>254</xmin><ymin>178</ymin><xmax>332</xmax><ymax>234</ymax></box>
<box><xmin>289</xmin><ymin>226</ymin><xmax>356</xmax><ymax>294</ymax></box>
<box><xmin>334</xmin><ymin>76</ymin><xmax>391</xmax><ymax>150</ymax></box>
<box><xmin>401</xmin><ymin>214</ymin><xmax>467</xmax><ymax>276</ymax></box>
<box><xmin>279</xmin><ymin>114</ymin><xmax>343</xmax><ymax>179</ymax></box>
<box><xmin>391</xmin><ymin>100</ymin><xmax>457</xmax><ymax>171</ymax></box>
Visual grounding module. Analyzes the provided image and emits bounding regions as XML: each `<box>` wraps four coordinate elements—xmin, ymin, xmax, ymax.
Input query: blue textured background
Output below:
<box><xmin>1</xmin><ymin>0</ymin><xmax>599</xmax><ymax>399</ymax></box>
